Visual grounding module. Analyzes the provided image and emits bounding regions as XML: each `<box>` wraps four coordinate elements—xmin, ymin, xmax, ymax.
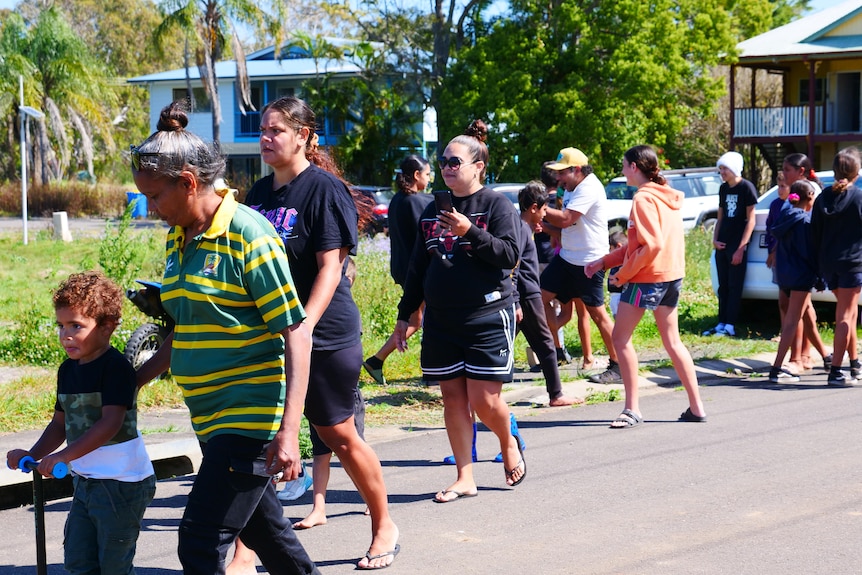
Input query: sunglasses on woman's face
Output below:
<box><xmin>129</xmin><ymin>145</ymin><xmax>161</xmax><ymax>171</ymax></box>
<box><xmin>437</xmin><ymin>156</ymin><xmax>477</xmax><ymax>170</ymax></box>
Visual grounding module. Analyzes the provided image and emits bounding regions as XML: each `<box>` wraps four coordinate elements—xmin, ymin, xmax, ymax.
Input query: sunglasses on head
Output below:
<box><xmin>437</xmin><ymin>156</ymin><xmax>477</xmax><ymax>170</ymax></box>
<box><xmin>129</xmin><ymin>145</ymin><xmax>160</xmax><ymax>171</ymax></box>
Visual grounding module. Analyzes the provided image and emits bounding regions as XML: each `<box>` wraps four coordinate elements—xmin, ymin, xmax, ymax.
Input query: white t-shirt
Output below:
<box><xmin>559</xmin><ymin>172</ymin><xmax>609</xmax><ymax>265</ymax></box>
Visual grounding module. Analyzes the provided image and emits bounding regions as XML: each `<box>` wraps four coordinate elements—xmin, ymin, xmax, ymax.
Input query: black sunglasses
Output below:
<box><xmin>437</xmin><ymin>156</ymin><xmax>477</xmax><ymax>170</ymax></box>
<box><xmin>129</xmin><ymin>145</ymin><xmax>160</xmax><ymax>171</ymax></box>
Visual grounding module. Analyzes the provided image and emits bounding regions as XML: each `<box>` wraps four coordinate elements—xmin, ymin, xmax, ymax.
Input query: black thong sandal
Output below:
<box><xmin>357</xmin><ymin>543</ymin><xmax>401</xmax><ymax>570</ymax></box>
<box><xmin>505</xmin><ymin>433</ymin><xmax>527</xmax><ymax>486</ymax></box>
<box><xmin>610</xmin><ymin>409</ymin><xmax>643</xmax><ymax>429</ymax></box>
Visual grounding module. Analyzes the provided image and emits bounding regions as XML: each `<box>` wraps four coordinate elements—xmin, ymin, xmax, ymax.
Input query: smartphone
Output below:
<box><xmin>434</xmin><ymin>190</ymin><xmax>453</xmax><ymax>214</ymax></box>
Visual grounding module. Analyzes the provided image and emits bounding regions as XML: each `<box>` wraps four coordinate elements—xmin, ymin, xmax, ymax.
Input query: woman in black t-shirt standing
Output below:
<box><xmin>243</xmin><ymin>97</ymin><xmax>400</xmax><ymax>570</ymax></box>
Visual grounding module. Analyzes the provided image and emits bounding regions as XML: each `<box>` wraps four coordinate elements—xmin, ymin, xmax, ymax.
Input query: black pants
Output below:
<box><xmin>179</xmin><ymin>434</ymin><xmax>320</xmax><ymax>575</ymax></box>
<box><xmin>714</xmin><ymin>246</ymin><xmax>748</xmax><ymax>326</ymax></box>
<box><xmin>518</xmin><ymin>297</ymin><xmax>563</xmax><ymax>399</ymax></box>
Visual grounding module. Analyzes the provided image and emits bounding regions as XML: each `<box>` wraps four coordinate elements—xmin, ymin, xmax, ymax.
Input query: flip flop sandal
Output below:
<box><xmin>610</xmin><ymin>409</ymin><xmax>642</xmax><ymax>429</ymax></box>
<box><xmin>505</xmin><ymin>433</ymin><xmax>527</xmax><ymax>486</ymax></box>
<box><xmin>434</xmin><ymin>489</ymin><xmax>479</xmax><ymax>503</ymax></box>
<box><xmin>357</xmin><ymin>543</ymin><xmax>401</xmax><ymax>570</ymax></box>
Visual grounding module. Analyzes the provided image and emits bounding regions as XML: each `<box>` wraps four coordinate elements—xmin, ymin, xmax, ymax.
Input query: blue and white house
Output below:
<box><xmin>129</xmin><ymin>40</ymin><xmax>436</xmax><ymax>183</ymax></box>
<box><xmin>730</xmin><ymin>0</ymin><xmax>862</xmax><ymax>172</ymax></box>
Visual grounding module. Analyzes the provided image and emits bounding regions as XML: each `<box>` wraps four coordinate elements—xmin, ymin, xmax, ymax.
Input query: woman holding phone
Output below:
<box><xmin>394</xmin><ymin>119</ymin><xmax>525</xmax><ymax>502</ymax></box>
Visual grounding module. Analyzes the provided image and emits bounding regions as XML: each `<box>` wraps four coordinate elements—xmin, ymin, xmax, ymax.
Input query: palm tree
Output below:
<box><xmin>153</xmin><ymin>0</ymin><xmax>285</xmax><ymax>149</ymax></box>
<box><xmin>0</xmin><ymin>7</ymin><xmax>117</xmax><ymax>185</ymax></box>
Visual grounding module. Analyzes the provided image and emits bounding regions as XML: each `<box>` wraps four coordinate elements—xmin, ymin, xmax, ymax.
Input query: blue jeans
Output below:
<box><xmin>64</xmin><ymin>474</ymin><xmax>156</xmax><ymax>575</ymax></box>
<box><xmin>179</xmin><ymin>434</ymin><xmax>320</xmax><ymax>575</ymax></box>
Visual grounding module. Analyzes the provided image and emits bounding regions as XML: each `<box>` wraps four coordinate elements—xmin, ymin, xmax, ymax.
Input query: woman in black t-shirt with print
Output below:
<box><xmin>243</xmin><ymin>97</ymin><xmax>400</xmax><ymax>571</ymax></box>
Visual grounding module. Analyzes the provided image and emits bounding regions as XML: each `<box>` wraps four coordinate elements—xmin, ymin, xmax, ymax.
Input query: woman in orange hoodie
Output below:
<box><xmin>585</xmin><ymin>145</ymin><xmax>707</xmax><ymax>428</ymax></box>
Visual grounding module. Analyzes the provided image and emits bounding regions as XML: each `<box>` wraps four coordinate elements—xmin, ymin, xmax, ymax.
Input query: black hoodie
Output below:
<box><xmin>811</xmin><ymin>183</ymin><xmax>862</xmax><ymax>277</ymax></box>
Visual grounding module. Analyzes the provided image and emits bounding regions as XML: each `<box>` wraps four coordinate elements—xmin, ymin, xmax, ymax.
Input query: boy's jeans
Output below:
<box><xmin>65</xmin><ymin>474</ymin><xmax>156</xmax><ymax>575</ymax></box>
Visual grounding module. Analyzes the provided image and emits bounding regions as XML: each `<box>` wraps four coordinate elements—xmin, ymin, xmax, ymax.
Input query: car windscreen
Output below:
<box><xmin>606</xmin><ymin>181</ymin><xmax>636</xmax><ymax>200</ymax></box>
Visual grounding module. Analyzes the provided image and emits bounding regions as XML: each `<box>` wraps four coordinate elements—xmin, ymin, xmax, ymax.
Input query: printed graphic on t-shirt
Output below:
<box><xmin>726</xmin><ymin>195</ymin><xmax>739</xmax><ymax>218</ymax></box>
<box><xmin>422</xmin><ymin>211</ymin><xmax>489</xmax><ymax>258</ymax></box>
<box><xmin>249</xmin><ymin>204</ymin><xmax>298</xmax><ymax>244</ymax></box>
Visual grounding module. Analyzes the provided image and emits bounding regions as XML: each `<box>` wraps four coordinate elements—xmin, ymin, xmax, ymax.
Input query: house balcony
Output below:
<box><xmin>733</xmin><ymin>106</ymin><xmax>824</xmax><ymax>138</ymax></box>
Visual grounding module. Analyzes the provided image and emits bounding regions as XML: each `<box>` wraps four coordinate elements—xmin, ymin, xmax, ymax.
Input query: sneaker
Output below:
<box><xmin>822</xmin><ymin>353</ymin><xmax>833</xmax><ymax>371</ymax></box>
<box><xmin>443</xmin><ymin>422</ymin><xmax>478</xmax><ymax>465</ymax></box>
<box><xmin>277</xmin><ymin>463</ymin><xmax>313</xmax><ymax>501</ymax></box>
<box><xmin>588</xmin><ymin>362</ymin><xmax>623</xmax><ymax>384</ymax></box>
<box><xmin>768</xmin><ymin>367</ymin><xmax>799</xmax><ymax>383</ymax></box>
<box><xmin>442</xmin><ymin>452</ymin><xmax>478</xmax><ymax>465</ymax></box>
<box><xmin>851</xmin><ymin>366</ymin><xmax>862</xmax><ymax>380</ymax></box>
<box><xmin>702</xmin><ymin>323</ymin><xmax>726</xmax><ymax>336</ymax></box>
<box><xmin>362</xmin><ymin>358</ymin><xmax>387</xmax><ymax>385</ymax></box>
<box><xmin>556</xmin><ymin>347</ymin><xmax>572</xmax><ymax>365</ymax></box>
<box><xmin>827</xmin><ymin>370</ymin><xmax>853</xmax><ymax>387</ymax></box>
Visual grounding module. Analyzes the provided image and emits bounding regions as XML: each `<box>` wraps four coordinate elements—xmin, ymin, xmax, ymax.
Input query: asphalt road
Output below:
<box><xmin>0</xmin><ymin>370</ymin><xmax>859</xmax><ymax>575</ymax></box>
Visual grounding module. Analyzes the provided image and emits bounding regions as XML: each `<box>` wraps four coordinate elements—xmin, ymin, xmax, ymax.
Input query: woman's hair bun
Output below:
<box><xmin>156</xmin><ymin>100</ymin><xmax>190</xmax><ymax>132</ymax></box>
<box><xmin>464</xmin><ymin>119</ymin><xmax>488</xmax><ymax>143</ymax></box>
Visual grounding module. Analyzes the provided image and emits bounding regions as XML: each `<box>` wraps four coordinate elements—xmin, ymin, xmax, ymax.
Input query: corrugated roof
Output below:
<box><xmin>737</xmin><ymin>0</ymin><xmax>862</xmax><ymax>62</ymax></box>
<box><xmin>128</xmin><ymin>58</ymin><xmax>361</xmax><ymax>84</ymax></box>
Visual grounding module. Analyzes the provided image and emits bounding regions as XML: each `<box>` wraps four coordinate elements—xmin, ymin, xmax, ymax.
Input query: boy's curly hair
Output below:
<box><xmin>53</xmin><ymin>271</ymin><xmax>123</xmax><ymax>326</ymax></box>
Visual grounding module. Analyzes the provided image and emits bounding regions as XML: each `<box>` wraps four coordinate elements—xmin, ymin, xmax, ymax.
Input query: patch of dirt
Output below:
<box><xmin>0</xmin><ymin>366</ymin><xmax>53</xmax><ymax>385</ymax></box>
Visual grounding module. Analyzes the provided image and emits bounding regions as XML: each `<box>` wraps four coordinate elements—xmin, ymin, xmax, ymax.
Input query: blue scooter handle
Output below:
<box><xmin>18</xmin><ymin>456</ymin><xmax>68</xmax><ymax>479</ymax></box>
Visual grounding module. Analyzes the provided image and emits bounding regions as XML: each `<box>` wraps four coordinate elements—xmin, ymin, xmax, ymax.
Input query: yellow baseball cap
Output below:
<box><xmin>547</xmin><ymin>147</ymin><xmax>589</xmax><ymax>170</ymax></box>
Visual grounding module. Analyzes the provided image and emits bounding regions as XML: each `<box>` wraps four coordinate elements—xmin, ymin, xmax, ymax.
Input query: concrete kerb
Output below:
<box><xmin>0</xmin><ymin>353</ymin><xmax>777</xmax><ymax>509</ymax></box>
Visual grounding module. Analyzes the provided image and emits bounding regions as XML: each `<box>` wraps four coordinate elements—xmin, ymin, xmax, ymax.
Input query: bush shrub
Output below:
<box><xmin>0</xmin><ymin>181</ymin><xmax>128</xmax><ymax>218</ymax></box>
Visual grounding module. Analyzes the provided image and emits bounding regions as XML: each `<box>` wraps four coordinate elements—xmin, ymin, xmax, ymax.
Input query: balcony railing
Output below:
<box><xmin>734</xmin><ymin>106</ymin><xmax>824</xmax><ymax>138</ymax></box>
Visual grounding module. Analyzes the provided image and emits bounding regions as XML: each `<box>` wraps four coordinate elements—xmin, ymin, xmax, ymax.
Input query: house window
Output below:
<box><xmin>275</xmin><ymin>85</ymin><xmax>295</xmax><ymax>99</ymax></box>
<box><xmin>799</xmin><ymin>78</ymin><xmax>825</xmax><ymax>104</ymax></box>
<box><xmin>325</xmin><ymin>110</ymin><xmax>346</xmax><ymax>136</ymax></box>
<box><xmin>172</xmin><ymin>88</ymin><xmax>212</xmax><ymax>112</ymax></box>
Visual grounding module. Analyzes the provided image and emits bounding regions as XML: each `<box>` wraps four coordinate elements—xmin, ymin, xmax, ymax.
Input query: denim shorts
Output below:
<box><xmin>620</xmin><ymin>279</ymin><xmax>683</xmax><ymax>311</ymax></box>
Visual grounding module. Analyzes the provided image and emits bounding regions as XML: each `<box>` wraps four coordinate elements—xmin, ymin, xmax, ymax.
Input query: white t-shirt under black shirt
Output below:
<box><xmin>559</xmin><ymin>172</ymin><xmax>609</xmax><ymax>266</ymax></box>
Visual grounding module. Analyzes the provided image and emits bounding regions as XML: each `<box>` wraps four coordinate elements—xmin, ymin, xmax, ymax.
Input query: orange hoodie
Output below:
<box><xmin>602</xmin><ymin>181</ymin><xmax>685</xmax><ymax>285</ymax></box>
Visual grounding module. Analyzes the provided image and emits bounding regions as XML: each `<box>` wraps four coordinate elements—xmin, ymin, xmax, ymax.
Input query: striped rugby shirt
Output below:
<box><xmin>160</xmin><ymin>189</ymin><xmax>306</xmax><ymax>442</ymax></box>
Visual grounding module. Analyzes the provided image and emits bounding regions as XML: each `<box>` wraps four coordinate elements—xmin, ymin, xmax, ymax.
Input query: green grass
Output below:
<box><xmin>0</xmin><ymin>224</ymin><xmax>855</xmax><ymax>436</ymax></box>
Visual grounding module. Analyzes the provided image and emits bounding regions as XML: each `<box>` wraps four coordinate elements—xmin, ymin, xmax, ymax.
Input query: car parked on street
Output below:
<box><xmin>353</xmin><ymin>185</ymin><xmax>395</xmax><ymax>236</ymax></box>
<box><xmin>486</xmin><ymin>182</ymin><xmax>525</xmax><ymax>212</ymax></box>
<box><xmin>605</xmin><ymin>167</ymin><xmax>722</xmax><ymax>233</ymax></box>
<box><xmin>707</xmin><ymin>170</ymin><xmax>862</xmax><ymax>305</ymax></box>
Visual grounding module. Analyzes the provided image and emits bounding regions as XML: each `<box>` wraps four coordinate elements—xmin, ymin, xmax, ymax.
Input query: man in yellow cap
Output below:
<box><xmin>540</xmin><ymin>148</ymin><xmax>621</xmax><ymax>384</ymax></box>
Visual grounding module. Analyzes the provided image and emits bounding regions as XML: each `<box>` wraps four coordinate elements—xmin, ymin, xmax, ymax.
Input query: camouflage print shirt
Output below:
<box><xmin>55</xmin><ymin>347</ymin><xmax>153</xmax><ymax>481</ymax></box>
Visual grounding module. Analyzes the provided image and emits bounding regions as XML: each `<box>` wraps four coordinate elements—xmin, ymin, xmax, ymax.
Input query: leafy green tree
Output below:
<box><xmin>154</xmin><ymin>0</ymin><xmax>285</xmax><ymax>148</ymax></box>
<box><xmin>351</xmin><ymin>0</ymin><xmax>496</xmax><ymax>158</ymax></box>
<box><xmin>57</xmin><ymin>0</ymin><xmax>186</xmax><ymax>176</ymax></box>
<box><xmin>0</xmin><ymin>7</ymin><xmax>119</xmax><ymax>185</ymax></box>
<box><xmin>297</xmin><ymin>35</ymin><xmax>425</xmax><ymax>185</ymax></box>
<box><xmin>0</xmin><ymin>12</ymin><xmax>37</xmax><ymax>181</ymax></box>
<box><xmin>438</xmin><ymin>0</ymin><xmax>737</xmax><ymax>182</ymax></box>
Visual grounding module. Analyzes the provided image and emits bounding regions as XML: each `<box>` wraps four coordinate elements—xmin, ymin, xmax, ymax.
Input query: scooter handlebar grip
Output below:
<box><xmin>18</xmin><ymin>456</ymin><xmax>69</xmax><ymax>479</ymax></box>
